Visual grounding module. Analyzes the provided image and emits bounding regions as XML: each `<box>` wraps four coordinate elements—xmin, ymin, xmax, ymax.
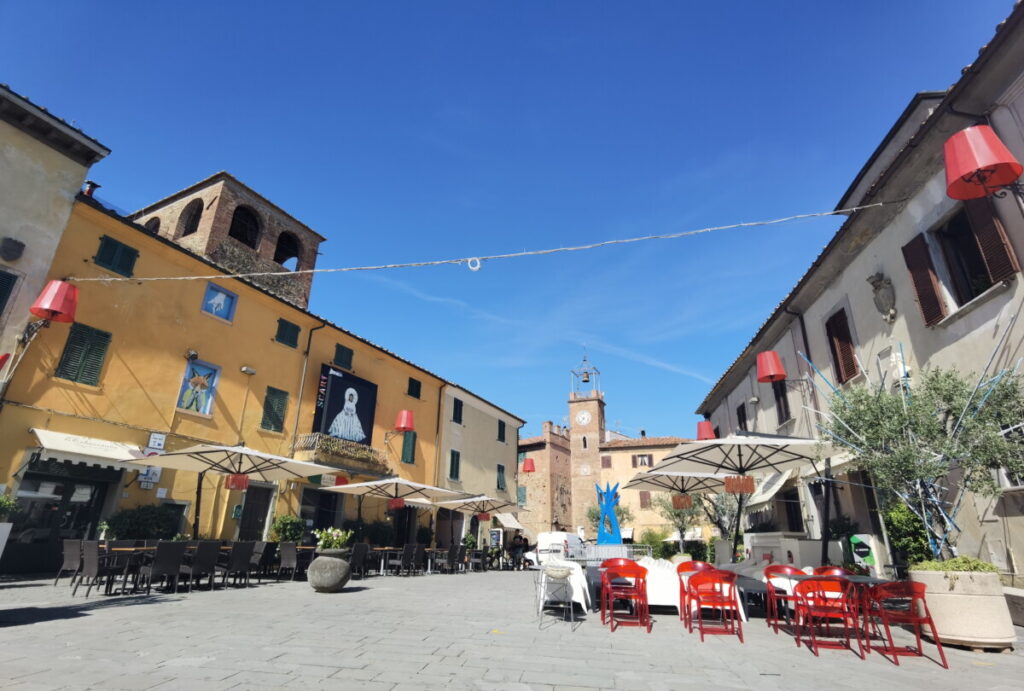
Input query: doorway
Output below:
<box><xmin>238</xmin><ymin>485</ymin><xmax>274</xmax><ymax>540</ymax></box>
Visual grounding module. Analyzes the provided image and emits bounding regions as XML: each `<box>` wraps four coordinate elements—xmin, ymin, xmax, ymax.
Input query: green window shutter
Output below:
<box><xmin>517</xmin><ymin>486</ymin><xmax>527</xmax><ymax>506</ymax></box>
<box><xmin>94</xmin><ymin>236</ymin><xmax>138</xmax><ymax>277</ymax></box>
<box><xmin>334</xmin><ymin>344</ymin><xmax>353</xmax><ymax>369</ymax></box>
<box><xmin>401</xmin><ymin>430</ymin><xmax>417</xmax><ymax>464</ymax></box>
<box><xmin>452</xmin><ymin>398</ymin><xmax>463</xmax><ymax>424</ymax></box>
<box><xmin>496</xmin><ymin>464</ymin><xmax>506</xmax><ymax>490</ymax></box>
<box><xmin>517</xmin><ymin>451</ymin><xmax>525</xmax><ymax>462</ymax></box>
<box><xmin>449</xmin><ymin>450</ymin><xmax>460</xmax><ymax>480</ymax></box>
<box><xmin>407</xmin><ymin>377</ymin><xmax>421</xmax><ymax>398</ymax></box>
<box><xmin>261</xmin><ymin>387</ymin><xmax>288</xmax><ymax>432</ymax></box>
<box><xmin>0</xmin><ymin>269</ymin><xmax>17</xmax><ymax>316</ymax></box>
<box><xmin>497</xmin><ymin>420</ymin><xmax>506</xmax><ymax>442</ymax></box>
<box><xmin>54</xmin><ymin>323</ymin><xmax>111</xmax><ymax>386</ymax></box>
<box><xmin>275</xmin><ymin>319</ymin><xmax>300</xmax><ymax>347</ymax></box>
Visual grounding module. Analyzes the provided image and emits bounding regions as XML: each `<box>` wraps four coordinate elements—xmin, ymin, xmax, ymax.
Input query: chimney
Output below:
<box><xmin>83</xmin><ymin>181</ymin><xmax>101</xmax><ymax>197</ymax></box>
<box><xmin>640</xmin><ymin>429</ymin><xmax>646</xmax><ymax>438</ymax></box>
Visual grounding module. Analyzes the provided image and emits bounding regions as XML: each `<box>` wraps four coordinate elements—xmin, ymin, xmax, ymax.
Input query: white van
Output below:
<box><xmin>524</xmin><ymin>531</ymin><xmax>584</xmax><ymax>566</ymax></box>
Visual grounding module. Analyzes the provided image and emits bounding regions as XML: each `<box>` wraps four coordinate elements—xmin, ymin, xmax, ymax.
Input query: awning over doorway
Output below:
<box><xmin>30</xmin><ymin>428</ymin><xmax>146</xmax><ymax>472</ymax></box>
<box><xmin>494</xmin><ymin>512</ymin><xmax>526</xmax><ymax>531</ymax></box>
<box><xmin>745</xmin><ymin>469</ymin><xmax>793</xmax><ymax>511</ymax></box>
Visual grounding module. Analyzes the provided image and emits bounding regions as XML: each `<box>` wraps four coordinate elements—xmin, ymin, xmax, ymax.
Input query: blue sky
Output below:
<box><xmin>1</xmin><ymin>1</ymin><xmax>1015</xmax><ymax>438</ymax></box>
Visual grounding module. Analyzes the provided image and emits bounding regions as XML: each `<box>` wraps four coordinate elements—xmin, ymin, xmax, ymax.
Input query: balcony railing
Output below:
<box><xmin>293</xmin><ymin>433</ymin><xmax>392</xmax><ymax>477</ymax></box>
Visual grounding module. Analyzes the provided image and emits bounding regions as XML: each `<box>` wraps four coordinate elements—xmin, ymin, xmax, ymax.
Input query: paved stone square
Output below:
<box><xmin>1</xmin><ymin>570</ymin><xmax>1022</xmax><ymax>690</ymax></box>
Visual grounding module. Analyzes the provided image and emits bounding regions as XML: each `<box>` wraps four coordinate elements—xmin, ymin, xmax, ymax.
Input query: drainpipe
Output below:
<box><xmin>290</xmin><ymin>320</ymin><xmax>327</xmax><ymax>455</ymax></box>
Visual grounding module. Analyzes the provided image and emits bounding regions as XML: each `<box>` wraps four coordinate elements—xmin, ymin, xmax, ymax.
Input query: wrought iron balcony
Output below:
<box><xmin>293</xmin><ymin>433</ymin><xmax>392</xmax><ymax>477</ymax></box>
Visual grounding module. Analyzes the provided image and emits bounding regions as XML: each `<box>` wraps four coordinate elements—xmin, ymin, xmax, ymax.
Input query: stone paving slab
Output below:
<box><xmin>1</xmin><ymin>571</ymin><xmax>1022</xmax><ymax>689</ymax></box>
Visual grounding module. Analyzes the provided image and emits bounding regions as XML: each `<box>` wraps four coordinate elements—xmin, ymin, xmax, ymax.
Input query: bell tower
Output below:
<box><xmin>567</xmin><ymin>355</ymin><xmax>605</xmax><ymax>538</ymax></box>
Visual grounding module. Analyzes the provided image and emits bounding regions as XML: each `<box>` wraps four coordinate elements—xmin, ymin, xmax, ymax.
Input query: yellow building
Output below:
<box><xmin>0</xmin><ymin>175</ymin><xmax>520</xmax><ymax>571</ymax></box>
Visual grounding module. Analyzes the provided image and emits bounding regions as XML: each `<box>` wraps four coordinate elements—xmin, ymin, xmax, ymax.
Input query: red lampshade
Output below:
<box><xmin>387</xmin><ymin>497</ymin><xmax>406</xmax><ymax>511</ymax></box>
<box><xmin>477</xmin><ymin>512</ymin><xmax>491</xmax><ymax>521</ymax></box>
<box><xmin>30</xmin><ymin>280</ymin><xmax>78</xmax><ymax>323</ymax></box>
<box><xmin>944</xmin><ymin>125</ymin><xmax>1023</xmax><ymax>200</ymax></box>
<box><xmin>696</xmin><ymin>421</ymin><xmax>715</xmax><ymax>440</ymax></box>
<box><xmin>521</xmin><ymin>457</ymin><xmax>536</xmax><ymax>473</ymax></box>
<box><xmin>0</xmin><ymin>353</ymin><xmax>9</xmax><ymax>370</ymax></box>
<box><xmin>756</xmin><ymin>350</ymin><xmax>787</xmax><ymax>383</ymax></box>
<box><xmin>225</xmin><ymin>474</ymin><xmax>250</xmax><ymax>490</ymax></box>
<box><xmin>395</xmin><ymin>409</ymin><xmax>415</xmax><ymax>432</ymax></box>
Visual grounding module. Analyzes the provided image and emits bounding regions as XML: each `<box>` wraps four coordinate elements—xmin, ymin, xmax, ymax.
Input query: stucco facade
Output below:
<box><xmin>597</xmin><ymin>437</ymin><xmax>688</xmax><ymax>539</ymax></box>
<box><xmin>697</xmin><ymin>7</ymin><xmax>1024</xmax><ymax>573</ymax></box>
<box><xmin>0</xmin><ymin>85</ymin><xmax>108</xmax><ymax>370</ymax></box>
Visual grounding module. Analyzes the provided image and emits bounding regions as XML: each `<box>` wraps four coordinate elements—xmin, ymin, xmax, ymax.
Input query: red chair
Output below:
<box><xmin>764</xmin><ymin>564</ymin><xmax>803</xmax><ymax>634</ymax></box>
<box><xmin>792</xmin><ymin>577</ymin><xmax>863</xmax><ymax>657</ymax></box>
<box><xmin>813</xmin><ymin>566</ymin><xmax>853</xmax><ymax>576</ymax></box>
<box><xmin>599</xmin><ymin>558</ymin><xmax>637</xmax><ymax>625</ymax></box>
<box><xmin>676</xmin><ymin>560</ymin><xmax>716</xmax><ymax>626</ymax></box>
<box><xmin>687</xmin><ymin>570</ymin><xmax>743</xmax><ymax>642</ymax></box>
<box><xmin>603</xmin><ymin>563</ymin><xmax>651</xmax><ymax>633</ymax></box>
<box><xmin>864</xmin><ymin>581</ymin><xmax>948</xmax><ymax>668</ymax></box>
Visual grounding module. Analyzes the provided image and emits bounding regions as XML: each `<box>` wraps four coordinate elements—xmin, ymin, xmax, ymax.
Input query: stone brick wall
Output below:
<box><xmin>132</xmin><ymin>174</ymin><xmax>324</xmax><ymax>308</ymax></box>
<box><xmin>518</xmin><ymin>422</ymin><xmax>572</xmax><ymax>539</ymax></box>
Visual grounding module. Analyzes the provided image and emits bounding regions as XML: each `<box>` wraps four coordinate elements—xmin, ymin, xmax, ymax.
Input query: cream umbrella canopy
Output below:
<box><xmin>323</xmin><ymin>477</ymin><xmax>466</xmax><ymax>544</ymax></box>
<box><xmin>622</xmin><ymin>470</ymin><xmax>727</xmax><ymax>494</ymax></box>
<box><xmin>119</xmin><ymin>444</ymin><xmax>341</xmax><ymax>538</ymax></box>
<box><xmin>653</xmin><ymin>432</ymin><xmax>839</xmax><ymax>561</ymax></box>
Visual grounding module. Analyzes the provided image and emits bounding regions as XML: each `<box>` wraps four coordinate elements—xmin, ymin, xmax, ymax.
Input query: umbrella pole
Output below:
<box><xmin>731</xmin><ymin>492</ymin><xmax>745</xmax><ymax>563</ymax></box>
<box><xmin>819</xmin><ymin>460</ymin><xmax>832</xmax><ymax>566</ymax></box>
<box><xmin>193</xmin><ymin>470</ymin><xmax>205</xmax><ymax>539</ymax></box>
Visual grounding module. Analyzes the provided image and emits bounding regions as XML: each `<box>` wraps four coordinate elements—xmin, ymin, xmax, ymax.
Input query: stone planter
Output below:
<box><xmin>909</xmin><ymin>569</ymin><xmax>1016</xmax><ymax>649</ymax></box>
<box><xmin>0</xmin><ymin>522</ymin><xmax>11</xmax><ymax>562</ymax></box>
<box><xmin>307</xmin><ymin>548</ymin><xmax>351</xmax><ymax>593</ymax></box>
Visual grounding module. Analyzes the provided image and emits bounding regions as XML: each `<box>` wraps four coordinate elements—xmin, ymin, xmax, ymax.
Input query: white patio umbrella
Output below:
<box><xmin>622</xmin><ymin>470</ymin><xmax>727</xmax><ymax>494</ymax></box>
<box><xmin>653</xmin><ymin>432</ymin><xmax>839</xmax><ymax>561</ymax></box>
<box><xmin>118</xmin><ymin>444</ymin><xmax>340</xmax><ymax>538</ymax></box>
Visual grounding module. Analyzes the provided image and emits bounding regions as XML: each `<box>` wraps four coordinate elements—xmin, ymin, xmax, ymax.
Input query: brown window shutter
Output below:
<box><xmin>640</xmin><ymin>491</ymin><xmax>651</xmax><ymax>509</ymax></box>
<box><xmin>631</xmin><ymin>455</ymin><xmax>638</xmax><ymax>468</ymax></box>
<box><xmin>964</xmin><ymin>198</ymin><xmax>1020</xmax><ymax>283</ymax></box>
<box><xmin>901</xmin><ymin>234</ymin><xmax>947</xmax><ymax>326</ymax></box>
<box><xmin>825</xmin><ymin>309</ymin><xmax>859</xmax><ymax>384</ymax></box>
<box><xmin>601</xmin><ymin>455</ymin><xmax>611</xmax><ymax>469</ymax></box>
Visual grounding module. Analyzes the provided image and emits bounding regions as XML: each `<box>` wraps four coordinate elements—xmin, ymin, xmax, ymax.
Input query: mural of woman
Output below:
<box><xmin>328</xmin><ymin>387</ymin><xmax>366</xmax><ymax>442</ymax></box>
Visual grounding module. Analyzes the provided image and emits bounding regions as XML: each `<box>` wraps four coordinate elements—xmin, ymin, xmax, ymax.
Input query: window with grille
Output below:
<box><xmin>275</xmin><ymin>319</ymin><xmax>300</xmax><ymax>347</ymax></box>
<box><xmin>54</xmin><ymin>323</ymin><xmax>111</xmax><ymax>386</ymax></box>
<box><xmin>401</xmin><ymin>431</ymin><xmax>417</xmax><ymax>464</ymax></box>
<box><xmin>825</xmin><ymin>308</ymin><xmax>858</xmax><ymax>383</ymax></box>
<box><xmin>334</xmin><ymin>344</ymin><xmax>353</xmax><ymax>369</ymax></box>
<box><xmin>260</xmin><ymin>387</ymin><xmax>288</xmax><ymax>432</ymax></box>
<box><xmin>772</xmin><ymin>380</ymin><xmax>791</xmax><ymax>425</ymax></box>
<box><xmin>0</xmin><ymin>269</ymin><xmax>17</xmax><ymax>317</ymax></box>
<box><xmin>449</xmin><ymin>450</ymin><xmax>461</xmax><ymax>480</ymax></box>
<box><xmin>94</xmin><ymin>236</ymin><xmax>139</xmax><ymax>277</ymax></box>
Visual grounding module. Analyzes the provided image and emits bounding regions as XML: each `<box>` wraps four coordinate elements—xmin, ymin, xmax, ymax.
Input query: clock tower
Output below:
<box><xmin>567</xmin><ymin>356</ymin><xmax>606</xmax><ymax>537</ymax></box>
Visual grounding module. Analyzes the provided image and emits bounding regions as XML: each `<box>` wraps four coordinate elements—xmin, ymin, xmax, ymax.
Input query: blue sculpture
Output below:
<box><xmin>595</xmin><ymin>482</ymin><xmax>623</xmax><ymax>545</ymax></box>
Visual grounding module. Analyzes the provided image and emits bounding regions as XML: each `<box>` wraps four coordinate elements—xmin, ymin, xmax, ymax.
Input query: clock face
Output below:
<box><xmin>575</xmin><ymin>411</ymin><xmax>592</xmax><ymax>426</ymax></box>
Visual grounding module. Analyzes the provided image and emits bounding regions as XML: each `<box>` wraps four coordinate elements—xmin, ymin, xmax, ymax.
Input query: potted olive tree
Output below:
<box><xmin>823</xmin><ymin>367</ymin><xmax>1022</xmax><ymax>648</ymax></box>
<box><xmin>908</xmin><ymin>556</ymin><xmax>1015</xmax><ymax>649</ymax></box>
<box><xmin>0</xmin><ymin>492</ymin><xmax>16</xmax><ymax>561</ymax></box>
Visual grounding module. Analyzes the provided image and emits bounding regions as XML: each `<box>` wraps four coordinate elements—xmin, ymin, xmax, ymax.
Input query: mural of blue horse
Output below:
<box><xmin>595</xmin><ymin>482</ymin><xmax>623</xmax><ymax>545</ymax></box>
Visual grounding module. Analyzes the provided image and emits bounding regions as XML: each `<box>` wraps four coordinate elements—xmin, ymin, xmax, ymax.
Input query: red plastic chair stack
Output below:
<box><xmin>676</xmin><ymin>560</ymin><xmax>715</xmax><ymax>627</ymax></box>
<box><xmin>792</xmin><ymin>577</ymin><xmax>863</xmax><ymax>657</ymax></box>
<box><xmin>603</xmin><ymin>563</ymin><xmax>651</xmax><ymax>633</ymax></box>
<box><xmin>764</xmin><ymin>564</ymin><xmax>804</xmax><ymax>634</ymax></box>
<box><xmin>599</xmin><ymin>558</ymin><xmax>636</xmax><ymax>625</ymax></box>
<box><xmin>864</xmin><ymin>581</ymin><xmax>949</xmax><ymax>668</ymax></box>
<box><xmin>687</xmin><ymin>570</ymin><xmax>743</xmax><ymax>643</ymax></box>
